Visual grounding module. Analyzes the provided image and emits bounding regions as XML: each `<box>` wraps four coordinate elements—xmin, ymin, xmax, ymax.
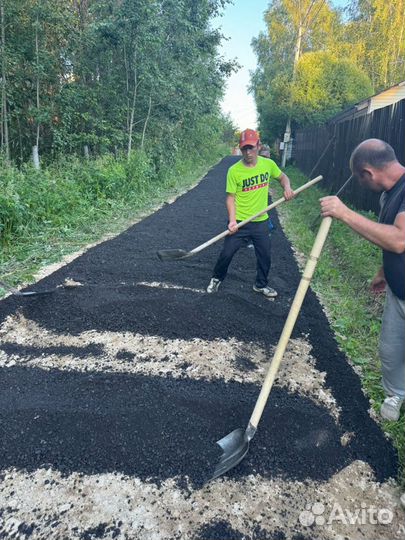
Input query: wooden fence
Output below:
<box><xmin>293</xmin><ymin>98</ymin><xmax>405</xmax><ymax>214</ymax></box>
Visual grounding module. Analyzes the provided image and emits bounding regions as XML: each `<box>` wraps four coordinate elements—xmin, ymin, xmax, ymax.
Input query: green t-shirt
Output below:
<box><xmin>226</xmin><ymin>156</ymin><xmax>282</xmax><ymax>222</ymax></box>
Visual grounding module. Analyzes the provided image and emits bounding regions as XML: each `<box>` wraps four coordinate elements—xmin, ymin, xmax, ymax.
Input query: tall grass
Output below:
<box><xmin>0</xmin><ymin>145</ymin><xmax>228</xmax><ymax>286</ymax></box>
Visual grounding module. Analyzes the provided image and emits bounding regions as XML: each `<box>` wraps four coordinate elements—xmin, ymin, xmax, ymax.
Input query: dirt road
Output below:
<box><xmin>0</xmin><ymin>157</ymin><xmax>403</xmax><ymax>539</ymax></box>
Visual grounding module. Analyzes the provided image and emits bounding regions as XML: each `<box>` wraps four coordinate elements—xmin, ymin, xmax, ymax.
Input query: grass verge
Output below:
<box><xmin>0</xmin><ymin>147</ymin><xmax>228</xmax><ymax>294</ymax></box>
<box><xmin>275</xmin><ymin>165</ymin><xmax>404</xmax><ymax>487</ymax></box>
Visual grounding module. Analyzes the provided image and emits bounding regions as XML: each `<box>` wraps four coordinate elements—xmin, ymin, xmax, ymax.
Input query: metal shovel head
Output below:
<box><xmin>18</xmin><ymin>290</ymin><xmax>55</xmax><ymax>297</ymax></box>
<box><xmin>209</xmin><ymin>428</ymin><xmax>250</xmax><ymax>481</ymax></box>
<box><xmin>0</xmin><ymin>280</ymin><xmax>56</xmax><ymax>297</ymax></box>
<box><xmin>157</xmin><ymin>248</ymin><xmax>190</xmax><ymax>261</ymax></box>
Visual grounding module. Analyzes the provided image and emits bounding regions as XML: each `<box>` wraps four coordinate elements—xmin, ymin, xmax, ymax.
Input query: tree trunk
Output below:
<box><xmin>141</xmin><ymin>95</ymin><xmax>152</xmax><ymax>151</ymax></box>
<box><xmin>17</xmin><ymin>114</ymin><xmax>23</xmax><ymax>163</ymax></box>
<box><xmin>281</xmin><ymin>1</ymin><xmax>320</xmax><ymax>167</ymax></box>
<box><xmin>0</xmin><ymin>1</ymin><xmax>10</xmax><ymax>163</ymax></box>
<box><xmin>281</xmin><ymin>24</ymin><xmax>301</xmax><ymax>168</ymax></box>
<box><xmin>35</xmin><ymin>14</ymin><xmax>41</xmax><ymax>154</ymax></box>
<box><xmin>123</xmin><ymin>42</ymin><xmax>130</xmax><ymax>132</ymax></box>
<box><xmin>127</xmin><ymin>51</ymin><xmax>138</xmax><ymax>160</ymax></box>
<box><xmin>32</xmin><ymin>145</ymin><xmax>40</xmax><ymax>169</ymax></box>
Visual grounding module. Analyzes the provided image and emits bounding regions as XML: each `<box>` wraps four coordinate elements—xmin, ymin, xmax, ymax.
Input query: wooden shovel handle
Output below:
<box><xmin>249</xmin><ymin>216</ymin><xmax>333</xmax><ymax>430</ymax></box>
<box><xmin>189</xmin><ymin>175</ymin><xmax>323</xmax><ymax>256</ymax></box>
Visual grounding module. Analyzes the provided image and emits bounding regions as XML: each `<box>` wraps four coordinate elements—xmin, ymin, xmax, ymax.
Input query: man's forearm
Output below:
<box><xmin>279</xmin><ymin>173</ymin><xmax>292</xmax><ymax>191</ymax></box>
<box><xmin>226</xmin><ymin>195</ymin><xmax>236</xmax><ymax>222</ymax></box>
<box><xmin>342</xmin><ymin>208</ymin><xmax>405</xmax><ymax>253</ymax></box>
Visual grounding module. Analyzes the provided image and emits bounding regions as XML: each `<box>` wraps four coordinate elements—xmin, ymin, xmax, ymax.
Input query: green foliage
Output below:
<box><xmin>251</xmin><ymin>0</ymin><xmax>404</xmax><ymax>142</ymax></box>
<box><xmin>1</xmin><ymin>0</ymin><xmax>235</xmax><ymax>163</ymax></box>
<box><xmin>2</xmin><ymin>0</ymin><xmax>75</xmax><ymax>162</ymax></box>
<box><xmin>291</xmin><ymin>52</ymin><xmax>373</xmax><ymax>124</ymax></box>
<box><xmin>0</xmin><ymin>137</ymin><xmax>225</xmax><ymax>248</ymax></box>
<box><xmin>0</xmin><ymin>139</ymin><xmax>229</xmax><ymax>289</ymax></box>
<box><xmin>344</xmin><ymin>0</ymin><xmax>405</xmax><ymax>91</ymax></box>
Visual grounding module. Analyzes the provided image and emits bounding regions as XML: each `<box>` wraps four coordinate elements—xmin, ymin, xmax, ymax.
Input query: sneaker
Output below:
<box><xmin>253</xmin><ymin>285</ymin><xmax>278</xmax><ymax>298</ymax></box>
<box><xmin>207</xmin><ymin>278</ymin><xmax>221</xmax><ymax>293</ymax></box>
<box><xmin>380</xmin><ymin>395</ymin><xmax>404</xmax><ymax>421</ymax></box>
<box><xmin>247</xmin><ymin>243</ymin><xmax>254</xmax><ymax>249</ymax></box>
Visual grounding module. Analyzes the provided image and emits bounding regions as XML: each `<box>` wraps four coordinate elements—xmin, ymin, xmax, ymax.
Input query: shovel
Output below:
<box><xmin>157</xmin><ymin>175</ymin><xmax>323</xmax><ymax>261</ymax></box>
<box><xmin>310</xmin><ymin>174</ymin><xmax>353</xmax><ymax>230</ymax></box>
<box><xmin>0</xmin><ymin>279</ymin><xmax>57</xmax><ymax>297</ymax></box>
<box><xmin>208</xmin><ymin>216</ymin><xmax>333</xmax><ymax>481</ymax></box>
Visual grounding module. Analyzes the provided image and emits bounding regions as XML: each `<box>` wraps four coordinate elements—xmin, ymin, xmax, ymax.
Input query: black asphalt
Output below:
<box><xmin>0</xmin><ymin>157</ymin><xmax>397</xmax><ymax>488</ymax></box>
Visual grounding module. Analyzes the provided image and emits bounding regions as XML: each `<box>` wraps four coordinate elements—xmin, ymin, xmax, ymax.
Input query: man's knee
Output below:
<box><xmin>379</xmin><ymin>336</ymin><xmax>404</xmax><ymax>366</ymax></box>
<box><xmin>223</xmin><ymin>237</ymin><xmax>242</xmax><ymax>257</ymax></box>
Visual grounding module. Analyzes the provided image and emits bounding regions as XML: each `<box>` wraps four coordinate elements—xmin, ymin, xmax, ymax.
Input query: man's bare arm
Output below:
<box><xmin>277</xmin><ymin>173</ymin><xmax>294</xmax><ymax>200</ymax></box>
<box><xmin>320</xmin><ymin>196</ymin><xmax>405</xmax><ymax>254</ymax></box>
<box><xmin>226</xmin><ymin>193</ymin><xmax>238</xmax><ymax>233</ymax></box>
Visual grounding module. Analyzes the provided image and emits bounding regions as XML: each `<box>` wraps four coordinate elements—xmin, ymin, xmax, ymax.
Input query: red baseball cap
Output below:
<box><xmin>239</xmin><ymin>129</ymin><xmax>260</xmax><ymax>149</ymax></box>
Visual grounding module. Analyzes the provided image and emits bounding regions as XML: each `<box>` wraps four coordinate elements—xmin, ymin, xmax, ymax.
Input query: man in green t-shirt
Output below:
<box><xmin>207</xmin><ymin>128</ymin><xmax>294</xmax><ymax>298</ymax></box>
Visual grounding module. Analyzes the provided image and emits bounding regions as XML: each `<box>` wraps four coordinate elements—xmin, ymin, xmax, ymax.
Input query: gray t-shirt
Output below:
<box><xmin>379</xmin><ymin>174</ymin><xmax>405</xmax><ymax>300</ymax></box>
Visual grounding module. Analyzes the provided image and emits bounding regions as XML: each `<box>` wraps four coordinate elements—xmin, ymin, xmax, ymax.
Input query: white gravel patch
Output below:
<box><xmin>0</xmin><ymin>314</ymin><xmax>339</xmax><ymax>416</ymax></box>
<box><xmin>0</xmin><ymin>461</ymin><xmax>403</xmax><ymax>540</ymax></box>
<box><xmin>136</xmin><ymin>281</ymin><xmax>206</xmax><ymax>294</ymax></box>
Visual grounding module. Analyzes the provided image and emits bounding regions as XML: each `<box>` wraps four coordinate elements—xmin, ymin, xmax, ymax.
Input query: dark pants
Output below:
<box><xmin>212</xmin><ymin>220</ymin><xmax>272</xmax><ymax>288</ymax></box>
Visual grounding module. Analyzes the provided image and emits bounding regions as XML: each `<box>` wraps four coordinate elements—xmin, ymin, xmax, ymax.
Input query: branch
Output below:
<box><xmin>301</xmin><ymin>0</ymin><xmax>327</xmax><ymax>39</ymax></box>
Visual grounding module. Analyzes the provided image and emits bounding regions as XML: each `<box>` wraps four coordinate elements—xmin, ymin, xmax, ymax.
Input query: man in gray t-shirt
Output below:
<box><xmin>320</xmin><ymin>139</ymin><xmax>405</xmax><ymax>422</ymax></box>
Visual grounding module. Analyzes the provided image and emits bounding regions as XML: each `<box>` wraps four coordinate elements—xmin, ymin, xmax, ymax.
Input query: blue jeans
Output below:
<box><xmin>212</xmin><ymin>220</ymin><xmax>271</xmax><ymax>288</ymax></box>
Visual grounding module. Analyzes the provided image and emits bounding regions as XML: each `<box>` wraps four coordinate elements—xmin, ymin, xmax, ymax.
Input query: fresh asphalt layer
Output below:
<box><xmin>0</xmin><ymin>157</ymin><xmax>399</xmax><ymax>537</ymax></box>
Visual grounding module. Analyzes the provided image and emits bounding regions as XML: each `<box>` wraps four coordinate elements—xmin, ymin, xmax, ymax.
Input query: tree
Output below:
<box><xmin>290</xmin><ymin>51</ymin><xmax>373</xmax><ymax>124</ymax></box>
<box><xmin>0</xmin><ymin>0</ymin><xmax>10</xmax><ymax>163</ymax></box>
<box><xmin>1</xmin><ymin>0</ymin><xmax>74</xmax><ymax>163</ymax></box>
<box><xmin>344</xmin><ymin>0</ymin><xmax>405</xmax><ymax>91</ymax></box>
<box><xmin>1</xmin><ymin>0</ymin><xmax>234</xmax><ymax>164</ymax></box>
<box><xmin>251</xmin><ymin>0</ymin><xmax>344</xmax><ymax>143</ymax></box>
<box><xmin>250</xmin><ymin>0</ymin><xmax>393</xmax><ymax>144</ymax></box>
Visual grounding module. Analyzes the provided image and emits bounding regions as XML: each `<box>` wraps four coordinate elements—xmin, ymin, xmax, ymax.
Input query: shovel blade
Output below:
<box><xmin>0</xmin><ymin>280</ymin><xmax>55</xmax><ymax>297</ymax></box>
<box><xmin>19</xmin><ymin>290</ymin><xmax>55</xmax><ymax>297</ymax></box>
<box><xmin>208</xmin><ymin>428</ymin><xmax>250</xmax><ymax>482</ymax></box>
<box><xmin>157</xmin><ymin>249</ymin><xmax>190</xmax><ymax>261</ymax></box>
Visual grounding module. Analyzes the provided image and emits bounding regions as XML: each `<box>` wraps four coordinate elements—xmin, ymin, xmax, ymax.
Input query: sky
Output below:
<box><xmin>213</xmin><ymin>0</ymin><xmax>349</xmax><ymax>130</ymax></box>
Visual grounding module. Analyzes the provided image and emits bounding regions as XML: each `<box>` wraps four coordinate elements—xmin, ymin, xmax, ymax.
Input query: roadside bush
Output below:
<box><xmin>0</xmin><ymin>139</ymin><xmax>228</xmax><ymax>256</ymax></box>
<box><xmin>0</xmin><ymin>151</ymin><xmax>154</xmax><ymax>247</ymax></box>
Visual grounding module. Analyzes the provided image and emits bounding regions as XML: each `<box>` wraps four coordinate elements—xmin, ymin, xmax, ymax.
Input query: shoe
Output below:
<box><xmin>247</xmin><ymin>243</ymin><xmax>254</xmax><ymax>249</ymax></box>
<box><xmin>207</xmin><ymin>278</ymin><xmax>221</xmax><ymax>293</ymax></box>
<box><xmin>380</xmin><ymin>395</ymin><xmax>404</xmax><ymax>421</ymax></box>
<box><xmin>253</xmin><ymin>285</ymin><xmax>278</xmax><ymax>298</ymax></box>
